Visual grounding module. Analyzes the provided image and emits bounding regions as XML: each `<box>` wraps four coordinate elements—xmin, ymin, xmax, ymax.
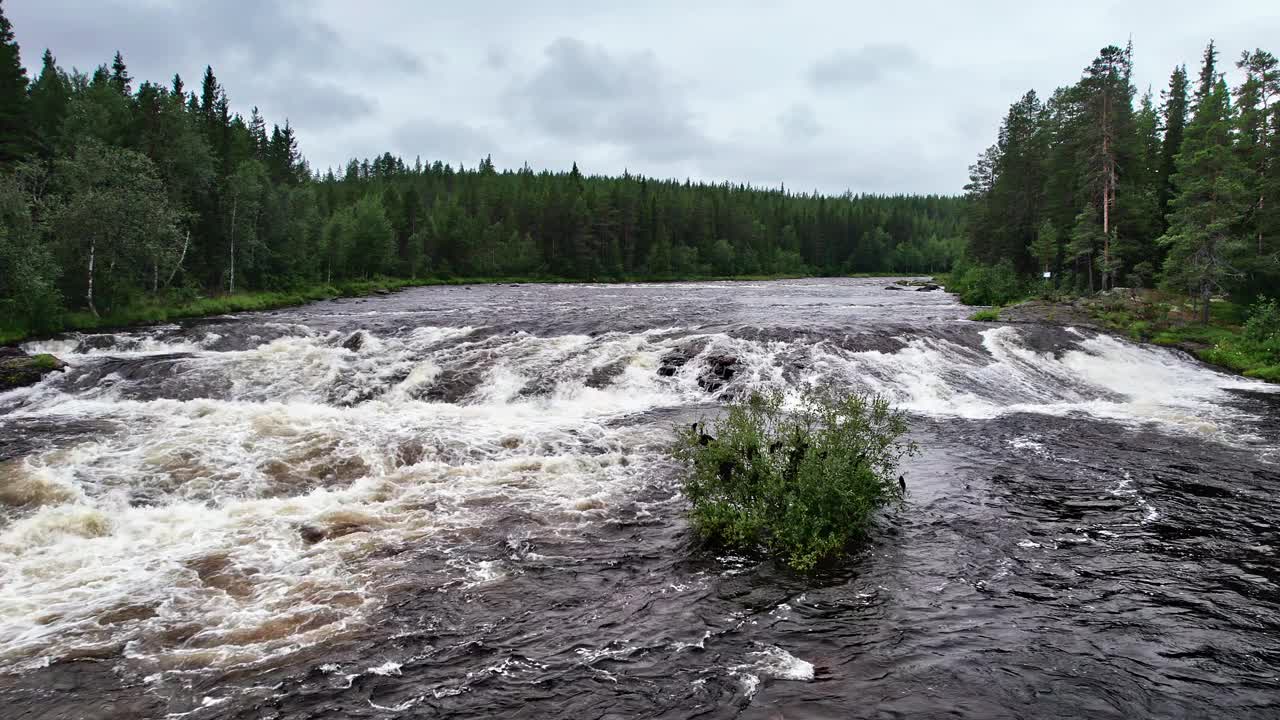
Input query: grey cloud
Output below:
<box><xmin>391</xmin><ymin>118</ymin><xmax>497</xmax><ymax>166</ymax></box>
<box><xmin>778</xmin><ymin>103</ymin><xmax>822</xmax><ymax>140</ymax></box>
<box><xmin>485</xmin><ymin>46</ymin><xmax>509</xmax><ymax>70</ymax></box>
<box><xmin>808</xmin><ymin>44</ymin><xmax>922</xmax><ymax>90</ymax></box>
<box><xmin>11</xmin><ymin>0</ymin><xmax>1270</xmax><ymax>195</ymax></box>
<box><xmin>12</xmin><ymin>1</ymin><xmax>422</xmax><ymax>81</ymax></box>
<box><xmin>507</xmin><ymin>37</ymin><xmax>708</xmax><ymax>161</ymax></box>
<box><xmin>247</xmin><ymin>79</ymin><xmax>378</xmax><ymax>130</ymax></box>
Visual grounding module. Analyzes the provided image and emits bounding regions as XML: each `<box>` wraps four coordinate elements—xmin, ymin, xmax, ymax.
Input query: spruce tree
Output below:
<box><xmin>1160</xmin><ymin>72</ymin><xmax>1249</xmax><ymax>324</ymax></box>
<box><xmin>1193</xmin><ymin>40</ymin><xmax>1218</xmax><ymax>107</ymax></box>
<box><xmin>28</xmin><ymin>49</ymin><xmax>67</xmax><ymax>155</ymax></box>
<box><xmin>0</xmin><ymin>0</ymin><xmax>31</xmax><ymax>164</ymax></box>
<box><xmin>1234</xmin><ymin>50</ymin><xmax>1279</xmax><ymax>262</ymax></box>
<box><xmin>1158</xmin><ymin>65</ymin><xmax>1189</xmax><ymax>229</ymax></box>
<box><xmin>108</xmin><ymin>51</ymin><xmax>131</xmax><ymax>95</ymax></box>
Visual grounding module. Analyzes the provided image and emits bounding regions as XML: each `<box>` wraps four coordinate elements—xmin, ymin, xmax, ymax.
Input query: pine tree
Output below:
<box><xmin>1158</xmin><ymin>65</ymin><xmax>1189</xmax><ymax>229</ymax></box>
<box><xmin>1079</xmin><ymin>45</ymin><xmax>1134</xmax><ymax>290</ymax></box>
<box><xmin>0</xmin><ymin>0</ymin><xmax>31</xmax><ymax>164</ymax></box>
<box><xmin>1160</xmin><ymin>71</ymin><xmax>1249</xmax><ymax>324</ymax></box>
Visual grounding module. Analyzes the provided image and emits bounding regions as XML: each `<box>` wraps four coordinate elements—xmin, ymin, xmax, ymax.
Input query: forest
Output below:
<box><xmin>0</xmin><ymin>2</ymin><xmax>963</xmax><ymax>338</ymax></box>
<box><xmin>959</xmin><ymin>40</ymin><xmax>1279</xmax><ymax>320</ymax></box>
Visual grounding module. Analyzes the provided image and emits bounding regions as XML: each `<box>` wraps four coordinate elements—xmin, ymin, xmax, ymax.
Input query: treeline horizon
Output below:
<box><xmin>960</xmin><ymin>38</ymin><xmax>1279</xmax><ymax>318</ymax></box>
<box><xmin>0</xmin><ymin>2</ymin><xmax>963</xmax><ymax>335</ymax></box>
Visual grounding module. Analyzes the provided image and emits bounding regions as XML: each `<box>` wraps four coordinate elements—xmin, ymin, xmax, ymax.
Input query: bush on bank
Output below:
<box><xmin>675</xmin><ymin>390</ymin><xmax>916</xmax><ymax>571</ymax></box>
<box><xmin>946</xmin><ymin>259</ymin><xmax>1027</xmax><ymax>307</ymax></box>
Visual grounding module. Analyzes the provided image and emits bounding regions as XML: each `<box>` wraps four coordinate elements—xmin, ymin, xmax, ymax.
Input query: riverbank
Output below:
<box><xmin>971</xmin><ymin>291</ymin><xmax>1280</xmax><ymax>383</ymax></box>
<box><xmin>5</xmin><ymin>273</ymin><xmax>938</xmax><ymax>346</ymax></box>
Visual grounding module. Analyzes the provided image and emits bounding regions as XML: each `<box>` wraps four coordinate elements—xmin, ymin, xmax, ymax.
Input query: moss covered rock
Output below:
<box><xmin>0</xmin><ymin>350</ymin><xmax>67</xmax><ymax>391</ymax></box>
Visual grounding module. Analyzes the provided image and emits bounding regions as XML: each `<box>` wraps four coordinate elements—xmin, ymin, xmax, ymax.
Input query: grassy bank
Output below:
<box><xmin>968</xmin><ymin>289</ymin><xmax>1280</xmax><ymax>384</ymax></box>
<box><xmin>5</xmin><ymin>272</ymin><xmax>927</xmax><ymax>345</ymax></box>
<box><xmin>1091</xmin><ymin>295</ymin><xmax>1280</xmax><ymax>383</ymax></box>
<box><xmin>1</xmin><ymin>278</ymin><xmax>415</xmax><ymax>345</ymax></box>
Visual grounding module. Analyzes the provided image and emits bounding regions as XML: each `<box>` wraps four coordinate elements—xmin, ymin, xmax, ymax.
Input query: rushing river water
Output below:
<box><xmin>1</xmin><ymin>279</ymin><xmax>1278</xmax><ymax>719</ymax></box>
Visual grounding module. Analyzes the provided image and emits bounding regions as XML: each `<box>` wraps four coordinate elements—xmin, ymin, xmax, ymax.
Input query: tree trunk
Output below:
<box><xmin>1260</xmin><ymin>194</ymin><xmax>1265</xmax><ymax>255</ymax></box>
<box><xmin>1200</xmin><ymin>282</ymin><xmax>1212</xmax><ymax>326</ymax></box>
<box><xmin>228</xmin><ymin>196</ymin><xmax>238</xmax><ymax>294</ymax></box>
<box><xmin>164</xmin><ymin>229</ymin><xmax>190</xmax><ymax>289</ymax></box>
<box><xmin>1101</xmin><ymin>93</ymin><xmax>1111</xmax><ymax>293</ymax></box>
<box><xmin>86</xmin><ymin>237</ymin><xmax>98</xmax><ymax>318</ymax></box>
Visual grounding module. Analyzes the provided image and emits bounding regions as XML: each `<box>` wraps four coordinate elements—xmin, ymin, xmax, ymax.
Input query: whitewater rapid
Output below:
<box><xmin>0</xmin><ymin>279</ymin><xmax>1275</xmax><ymax>718</ymax></box>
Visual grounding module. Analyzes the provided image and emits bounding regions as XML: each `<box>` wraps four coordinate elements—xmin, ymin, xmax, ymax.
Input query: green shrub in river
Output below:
<box><xmin>675</xmin><ymin>389</ymin><xmax>916</xmax><ymax>571</ymax></box>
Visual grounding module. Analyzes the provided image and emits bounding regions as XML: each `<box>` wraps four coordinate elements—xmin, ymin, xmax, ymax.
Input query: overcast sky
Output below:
<box><xmin>8</xmin><ymin>1</ymin><xmax>1277</xmax><ymax>194</ymax></box>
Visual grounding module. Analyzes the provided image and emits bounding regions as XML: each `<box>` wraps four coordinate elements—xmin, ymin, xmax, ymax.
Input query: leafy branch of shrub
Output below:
<box><xmin>674</xmin><ymin>389</ymin><xmax>917</xmax><ymax>571</ymax></box>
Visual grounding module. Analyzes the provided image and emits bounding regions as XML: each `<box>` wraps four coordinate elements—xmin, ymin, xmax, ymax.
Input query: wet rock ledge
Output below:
<box><xmin>0</xmin><ymin>348</ymin><xmax>67</xmax><ymax>391</ymax></box>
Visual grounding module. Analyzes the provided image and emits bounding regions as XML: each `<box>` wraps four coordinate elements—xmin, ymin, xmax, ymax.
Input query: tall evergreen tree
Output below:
<box><xmin>1234</xmin><ymin>49</ymin><xmax>1279</xmax><ymax>263</ymax></box>
<box><xmin>28</xmin><ymin>49</ymin><xmax>68</xmax><ymax>155</ymax></box>
<box><xmin>1158</xmin><ymin>65</ymin><xmax>1190</xmax><ymax>229</ymax></box>
<box><xmin>1194</xmin><ymin>40</ymin><xmax>1218</xmax><ymax>104</ymax></box>
<box><xmin>1159</xmin><ymin>71</ymin><xmax>1249</xmax><ymax>324</ymax></box>
<box><xmin>0</xmin><ymin>0</ymin><xmax>31</xmax><ymax>164</ymax></box>
<box><xmin>1079</xmin><ymin>45</ymin><xmax>1135</xmax><ymax>290</ymax></box>
<box><xmin>108</xmin><ymin>51</ymin><xmax>131</xmax><ymax>96</ymax></box>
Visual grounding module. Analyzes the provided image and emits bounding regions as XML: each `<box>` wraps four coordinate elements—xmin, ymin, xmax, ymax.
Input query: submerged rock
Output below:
<box><xmin>0</xmin><ymin>351</ymin><xmax>67</xmax><ymax>392</ymax></box>
<box><xmin>657</xmin><ymin>351</ymin><xmax>691</xmax><ymax>377</ymax></box>
<box><xmin>885</xmin><ymin>285</ymin><xmax>907</xmax><ymax>291</ymax></box>
<box><xmin>915</xmin><ymin>283</ymin><xmax>942</xmax><ymax>292</ymax></box>
<box><xmin>341</xmin><ymin>331</ymin><xmax>365</xmax><ymax>352</ymax></box>
<box><xmin>657</xmin><ymin>339</ymin><xmax>708</xmax><ymax>377</ymax></box>
<box><xmin>698</xmin><ymin>354</ymin><xmax>740</xmax><ymax>393</ymax></box>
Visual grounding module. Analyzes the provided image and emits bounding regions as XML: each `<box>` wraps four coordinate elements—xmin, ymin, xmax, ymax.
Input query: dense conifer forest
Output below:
<box><xmin>0</xmin><ymin>2</ymin><xmax>962</xmax><ymax>337</ymax></box>
<box><xmin>959</xmin><ymin>40</ymin><xmax>1279</xmax><ymax>319</ymax></box>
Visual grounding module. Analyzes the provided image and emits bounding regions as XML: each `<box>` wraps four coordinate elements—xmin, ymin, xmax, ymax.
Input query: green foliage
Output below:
<box><xmin>0</xmin><ymin>174</ymin><xmax>62</xmax><ymax>333</ymax></box>
<box><xmin>963</xmin><ymin>39</ymin><xmax>1280</xmax><ymax>308</ymax></box>
<box><xmin>1244</xmin><ymin>296</ymin><xmax>1280</xmax><ymax>345</ymax></box>
<box><xmin>27</xmin><ymin>353</ymin><xmax>59</xmax><ymax>370</ymax></box>
<box><xmin>969</xmin><ymin>307</ymin><xmax>1001</xmax><ymax>322</ymax></box>
<box><xmin>948</xmin><ymin>259</ymin><xmax>1026</xmax><ymax>306</ymax></box>
<box><xmin>1158</xmin><ymin>72</ymin><xmax>1251</xmax><ymax>323</ymax></box>
<box><xmin>675</xmin><ymin>390</ymin><xmax>916</xmax><ymax>571</ymax></box>
<box><xmin>0</xmin><ymin>0</ymin><xmax>31</xmax><ymax>163</ymax></box>
<box><xmin>0</xmin><ymin>9</ymin><xmax>970</xmax><ymax>335</ymax></box>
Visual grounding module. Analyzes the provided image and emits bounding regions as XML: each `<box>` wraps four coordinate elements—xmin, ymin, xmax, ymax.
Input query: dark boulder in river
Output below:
<box><xmin>657</xmin><ymin>351</ymin><xmax>690</xmax><ymax>377</ymax></box>
<box><xmin>0</xmin><ymin>350</ymin><xmax>67</xmax><ymax>391</ymax></box>
<box><xmin>915</xmin><ymin>283</ymin><xmax>942</xmax><ymax>292</ymax></box>
<box><xmin>698</xmin><ymin>354</ymin><xmax>740</xmax><ymax>393</ymax></box>
<box><xmin>657</xmin><ymin>340</ymin><xmax>708</xmax><ymax>377</ymax></box>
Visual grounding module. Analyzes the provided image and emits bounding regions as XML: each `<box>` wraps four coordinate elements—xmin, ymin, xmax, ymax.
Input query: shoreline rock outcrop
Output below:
<box><xmin>0</xmin><ymin>348</ymin><xmax>68</xmax><ymax>392</ymax></box>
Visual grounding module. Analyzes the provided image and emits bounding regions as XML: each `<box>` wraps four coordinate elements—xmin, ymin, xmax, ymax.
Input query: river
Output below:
<box><xmin>1</xmin><ymin>278</ymin><xmax>1277</xmax><ymax>719</ymax></box>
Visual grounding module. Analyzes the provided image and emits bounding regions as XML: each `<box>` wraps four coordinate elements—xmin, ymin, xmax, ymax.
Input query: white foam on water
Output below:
<box><xmin>2</xmin><ymin>319</ymin><xmax>1273</xmax><ymax>680</ymax></box>
<box><xmin>0</xmin><ymin>325</ymin><xmax>701</xmax><ymax>675</ymax></box>
<box><xmin>787</xmin><ymin>325</ymin><xmax>1272</xmax><ymax>437</ymax></box>
<box><xmin>730</xmin><ymin>644</ymin><xmax>814</xmax><ymax>698</ymax></box>
<box><xmin>749</xmin><ymin>645</ymin><xmax>815</xmax><ymax>681</ymax></box>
